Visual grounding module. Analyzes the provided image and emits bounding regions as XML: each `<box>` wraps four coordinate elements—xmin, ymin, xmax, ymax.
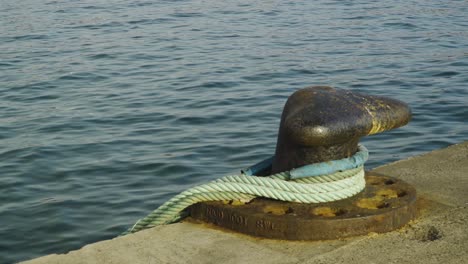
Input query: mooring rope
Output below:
<box><xmin>122</xmin><ymin>145</ymin><xmax>369</xmax><ymax>235</ymax></box>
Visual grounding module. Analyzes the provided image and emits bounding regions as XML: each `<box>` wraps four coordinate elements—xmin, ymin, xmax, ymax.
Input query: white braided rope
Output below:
<box><xmin>122</xmin><ymin>165</ymin><xmax>365</xmax><ymax>235</ymax></box>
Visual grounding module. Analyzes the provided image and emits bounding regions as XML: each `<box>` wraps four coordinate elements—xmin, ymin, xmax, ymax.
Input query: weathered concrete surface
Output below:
<box><xmin>22</xmin><ymin>142</ymin><xmax>468</xmax><ymax>264</ymax></box>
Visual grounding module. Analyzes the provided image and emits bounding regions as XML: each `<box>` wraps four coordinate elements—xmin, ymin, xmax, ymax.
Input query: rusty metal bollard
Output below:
<box><xmin>189</xmin><ymin>86</ymin><xmax>417</xmax><ymax>240</ymax></box>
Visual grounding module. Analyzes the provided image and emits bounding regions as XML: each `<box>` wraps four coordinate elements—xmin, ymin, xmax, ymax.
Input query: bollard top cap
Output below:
<box><xmin>280</xmin><ymin>86</ymin><xmax>412</xmax><ymax>146</ymax></box>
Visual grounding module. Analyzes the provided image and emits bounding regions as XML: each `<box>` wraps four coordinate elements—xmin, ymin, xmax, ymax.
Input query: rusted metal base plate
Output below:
<box><xmin>188</xmin><ymin>172</ymin><xmax>417</xmax><ymax>240</ymax></box>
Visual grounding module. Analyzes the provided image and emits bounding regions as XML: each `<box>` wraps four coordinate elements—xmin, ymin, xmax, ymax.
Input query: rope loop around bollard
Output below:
<box><xmin>242</xmin><ymin>144</ymin><xmax>368</xmax><ymax>179</ymax></box>
<box><xmin>121</xmin><ymin>145</ymin><xmax>369</xmax><ymax>235</ymax></box>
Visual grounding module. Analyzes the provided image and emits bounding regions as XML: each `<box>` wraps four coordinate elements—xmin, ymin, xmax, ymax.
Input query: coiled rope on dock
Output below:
<box><xmin>122</xmin><ymin>145</ymin><xmax>369</xmax><ymax>235</ymax></box>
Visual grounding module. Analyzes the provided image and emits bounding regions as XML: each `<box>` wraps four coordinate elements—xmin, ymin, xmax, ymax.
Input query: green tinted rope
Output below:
<box><xmin>122</xmin><ymin>166</ymin><xmax>365</xmax><ymax>235</ymax></box>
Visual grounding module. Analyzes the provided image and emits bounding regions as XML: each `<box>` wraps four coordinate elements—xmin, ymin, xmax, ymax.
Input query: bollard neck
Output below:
<box><xmin>272</xmin><ymin>138</ymin><xmax>359</xmax><ymax>174</ymax></box>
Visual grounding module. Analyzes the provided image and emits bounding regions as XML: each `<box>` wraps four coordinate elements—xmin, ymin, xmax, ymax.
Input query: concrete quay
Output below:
<box><xmin>22</xmin><ymin>141</ymin><xmax>468</xmax><ymax>264</ymax></box>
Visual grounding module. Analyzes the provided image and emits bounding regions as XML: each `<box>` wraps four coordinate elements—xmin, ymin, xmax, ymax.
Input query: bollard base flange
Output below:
<box><xmin>188</xmin><ymin>172</ymin><xmax>417</xmax><ymax>240</ymax></box>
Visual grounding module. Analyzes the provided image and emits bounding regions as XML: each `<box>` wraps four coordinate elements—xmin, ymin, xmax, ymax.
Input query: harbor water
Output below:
<box><xmin>1</xmin><ymin>0</ymin><xmax>467</xmax><ymax>263</ymax></box>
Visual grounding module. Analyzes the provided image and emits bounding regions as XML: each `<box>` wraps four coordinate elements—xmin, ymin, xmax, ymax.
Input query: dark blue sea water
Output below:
<box><xmin>1</xmin><ymin>0</ymin><xmax>467</xmax><ymax>263</ymax></box>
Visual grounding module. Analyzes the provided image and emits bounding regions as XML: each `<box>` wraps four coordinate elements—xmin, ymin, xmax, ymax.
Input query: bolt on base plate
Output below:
<box><xmin>188</xmin><ymin>172</ymin><xmax>417</xmax><ymax>240</ymax></box>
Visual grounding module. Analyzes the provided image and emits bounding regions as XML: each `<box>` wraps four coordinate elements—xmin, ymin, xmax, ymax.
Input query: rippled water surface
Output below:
<box><xmin>1</xmin><ymin>0</ymin><xmax>467</xmax><ymax>262</ymax></box>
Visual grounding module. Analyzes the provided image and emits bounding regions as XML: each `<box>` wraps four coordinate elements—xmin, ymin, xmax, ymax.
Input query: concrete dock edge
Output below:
<box><xmin>22</xmin><ymin>142</ymin><xmax>468</xmax><ymax>264</ymax></box>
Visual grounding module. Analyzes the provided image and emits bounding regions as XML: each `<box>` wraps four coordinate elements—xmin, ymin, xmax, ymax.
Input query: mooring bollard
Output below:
<box><xmin>189</xmin><ymin>86</ymin><xmax>417</xmax><ymax>240</ymax></box>
<box><xmin>272</xmin><ymin>86</ymin><xmax>411</xmax><ymax>173</ymax></box>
